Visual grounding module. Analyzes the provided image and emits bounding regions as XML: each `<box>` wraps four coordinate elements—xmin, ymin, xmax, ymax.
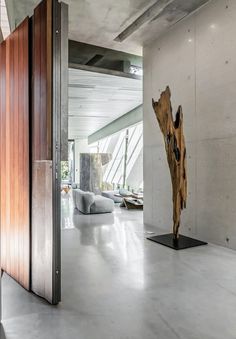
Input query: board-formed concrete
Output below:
<box><xmin>1</xmin><ymin>194</ymin><xmax>236</xmax><ymax>338</ymax></box>
<box><xmin>143</xmin><ymin>0</ymin><xmax>236</xmax><ymax>250</ymax></box>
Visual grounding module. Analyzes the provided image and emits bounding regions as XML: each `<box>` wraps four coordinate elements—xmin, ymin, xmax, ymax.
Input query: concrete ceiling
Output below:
<box><xmin>7</xmin><ymin>0</ymin><xmax>210</xmax><ymax>55</ymax></box>
<box><xmin>68</xmin><ymin>68</ymin><xmax>142</xmax><ymax>139</ymax></box>
<box><xmin>6</xmin><ymin>0</ymin><xmax>209</xmax><ymax>140</ymax></box>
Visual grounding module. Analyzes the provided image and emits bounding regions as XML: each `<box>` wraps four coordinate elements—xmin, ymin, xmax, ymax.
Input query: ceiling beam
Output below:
<box><xmin>69</xmin><ymin>40</ymin><xmax>142</xmax><ymax>78</ymax></box>
<box><xmin>69</xmin><ymin>63</ymin><xmax>141</xmax><ymax>80</ymax></box>
<box><xmin>114</xmin><ymin>0</ymin><xmax>175</xmax><ymax>42</ymax></box>
<box><xmin>88</xmin><ymin>105</ymin><xmax>143</xmax><ymax>144</ymax></box>
<box><xmin>85</xmin><ymin>54</ymin><xmax>104</xmax><ymax>66</ymax></box>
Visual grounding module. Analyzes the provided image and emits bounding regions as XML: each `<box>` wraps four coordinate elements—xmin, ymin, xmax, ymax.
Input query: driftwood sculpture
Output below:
<box><xmin>152</xmin><ymin>87</ymin><xmax>187</xmax><ymax>240</ymax></box>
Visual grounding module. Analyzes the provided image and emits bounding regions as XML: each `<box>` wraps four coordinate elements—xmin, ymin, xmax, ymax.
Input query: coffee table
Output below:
<box><xmin>123</xmin><ymin>197</ymin><xmax>143</xmax><ymax>210</ymax></box>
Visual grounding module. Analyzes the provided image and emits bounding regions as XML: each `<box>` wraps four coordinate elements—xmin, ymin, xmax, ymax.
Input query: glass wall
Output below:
<box><xmin>90</xmin><ymin>122</ymin><xmax>143</xmax><ymax>192</ymax></box>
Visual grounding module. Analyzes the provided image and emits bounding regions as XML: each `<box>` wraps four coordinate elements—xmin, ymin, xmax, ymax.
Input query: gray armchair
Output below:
<box><xmin>72</xmin><ymin>189</ymin><xmax>114</xmax><ymax>214</ymax></box>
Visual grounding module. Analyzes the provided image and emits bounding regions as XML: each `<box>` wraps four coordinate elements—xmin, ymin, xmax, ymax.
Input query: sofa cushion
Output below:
<box><xmin>80</xmin><ymin>191</ymin><xmax>95</xmax><ymax>214</ymax></box>
<box><xmin>72</xmin><ymin>189</ymin><xmax>95</xmax><ymax>214</ymax></box>
<box><xmin>119</xmin><ymin>188</ymin><xmax>132</xmax><ymax>197</ymax></box>
<box><xmin>101</xmin><ymin>190</ymin><xmax>123</xmax><ymax>203</ymax></box>
<box><xmin>90</xmin><ymin>195</ymin><xmax>114</xmax><ymax>214</ymax></box>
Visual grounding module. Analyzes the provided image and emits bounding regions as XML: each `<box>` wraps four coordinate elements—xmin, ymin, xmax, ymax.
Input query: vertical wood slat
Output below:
<box><xmin>33</xmin><ymin>0</ymin><xmax>52</xmax><ymax>161</ymax></box>
<box><xmin>0</xmin><ymin>19</ymin><xmax>30</xmax><ymax>290</ymax></box>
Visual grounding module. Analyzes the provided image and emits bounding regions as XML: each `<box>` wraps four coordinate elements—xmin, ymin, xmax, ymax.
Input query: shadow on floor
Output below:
<box><xmin>0</xmin><ymin>324</ymin><xmax>6</xmax><ymax>339</ymax></box>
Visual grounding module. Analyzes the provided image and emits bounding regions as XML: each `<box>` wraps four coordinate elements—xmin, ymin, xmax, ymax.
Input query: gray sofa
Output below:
<box><xmin>102</xmin><ymin>189</ymin><xmax>133</xmax><ymax>204</ymax></box>
<box><xmin>72</xmin><ymin>189</ymin><xmax>114</xmax><ymax>214</ymax></box>
<box><xmin>101</xmin><ymin>190</ymin><xmax>123</xmax><ymax>203</ymax></box>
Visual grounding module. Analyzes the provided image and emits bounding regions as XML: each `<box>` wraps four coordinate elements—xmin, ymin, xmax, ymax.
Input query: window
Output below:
<box><xmin>101</xmin><ymin>122</ymin><xmax>143</xmax><ymax>191</ymax></box>
<box><xmin>61</xmin><ymin>140</ymin><xmax>75</xmax><ymax>183</ymax></box>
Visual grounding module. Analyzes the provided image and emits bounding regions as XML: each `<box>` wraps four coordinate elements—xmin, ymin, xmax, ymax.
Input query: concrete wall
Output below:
<box><xmin>143</xmin><ymin>0</ymin><xmax>236</xmax><ymax>250</ymax></box>
<box><xmin>74</xmin><ymin>139</ymin><xmax>89</xmax><ymax>184</ymax></box>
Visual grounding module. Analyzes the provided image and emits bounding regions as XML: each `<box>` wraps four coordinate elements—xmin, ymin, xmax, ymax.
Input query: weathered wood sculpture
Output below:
<box><xmin>152</xmin><ymin>87</ymin><xmax>187</xmax><ymax>240</ymax></box>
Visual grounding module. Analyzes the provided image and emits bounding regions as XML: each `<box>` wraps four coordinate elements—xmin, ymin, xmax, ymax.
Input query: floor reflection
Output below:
<box><xmin>61</xmin><ymin>193</ymin><xmax>146</xmax><ymax>290</ymax></box>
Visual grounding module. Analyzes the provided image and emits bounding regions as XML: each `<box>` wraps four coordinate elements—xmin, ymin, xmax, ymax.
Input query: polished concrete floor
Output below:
<box><xmin>1</xmin><ymin>193</ymin><xmax>236</xmax><ymax>339</ymax></box>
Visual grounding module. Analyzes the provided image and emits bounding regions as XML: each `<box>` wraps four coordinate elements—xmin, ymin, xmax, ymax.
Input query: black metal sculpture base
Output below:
<box><xmin>147</xmin><ymin>233</ymin><xmax>207</xmax><ymax>250</ymax></box>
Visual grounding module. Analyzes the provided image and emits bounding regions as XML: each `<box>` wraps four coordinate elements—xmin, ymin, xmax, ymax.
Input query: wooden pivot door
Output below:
<box><xmin>0</xmin><ymin>19</ymin><xmax>30</xmax><ymax>290</ymax></box>
<box><xmin>31</xmin><ymin>0</ymin><xmax>68</xmax><ymax>304</ymax></box>
<box><xmin>0</xmin><ymin>0</ymin><xmax>68</xmax><ymax>305</ymax></box>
